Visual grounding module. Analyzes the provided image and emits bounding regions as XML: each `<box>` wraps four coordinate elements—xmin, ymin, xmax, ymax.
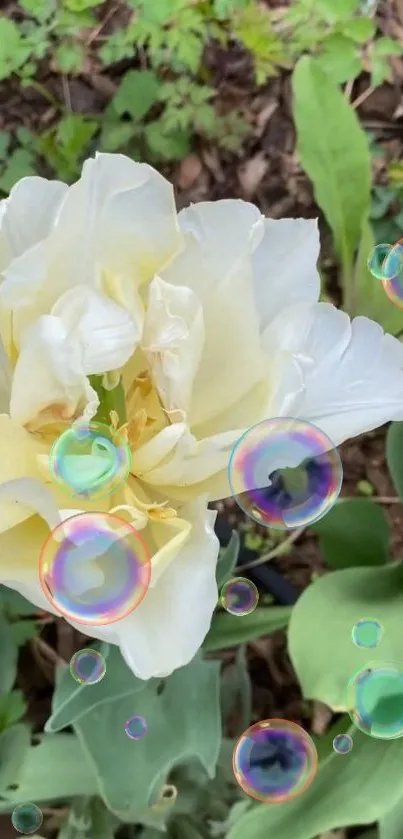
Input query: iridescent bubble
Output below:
<box><xmin>11</xmin><ymin>803</ymin><xmax>43</xmax><ymax>834</ymax></box>
<box><xmin>347</xmin><ymin>662</ymin><xmax>403</xmax><ymax>739</ymax></box>
<box><xmin>382</xmin><ymin>239</ymin><xmax>403</xmax><ymax>309</ymax></box>
<box><xmin>367</xmin><ymin>244</ymin><xmax>392</xmax><ymax>280</ymax></box>
<box><xmin>125</xmin><ymin>715</ymin><xmax>148</xmax><ymax>740</ymax></box>
<box><xmin>49</xmin><ymin>421</ymin><xmax>131</xmax><ymax>500</ymax></box>
<box><xmin>232</xmin><ymin>719</ymin><xmax>318</xmax><ymax>803</ymax></box>
<box><xmin>70</xmin><ymin>648</ymin><xmax>106</xmax><ymax>684</ymax></box>
<box><xmin>352</xmin><ymin>619</ymin><xmax>383</xmax><ymax>649</ymax></box>
<box><xmin>228</xmin><ymin>418</ymin><xmax>342</xmax><ymax>530</ymax></box>
<box><xmin>220</xmin><ymin>577</ymin><xmax>259</xmax><ymax>616</ymax></box>
<box><xmin>333</xmin><ymin>733</ymin><xmax>353</xmax><ymax>754</ymax></box>
<box><xmin>39</xmin><ymin>511</ymin><xmax>151</xmax><ymax>625</ymax></box>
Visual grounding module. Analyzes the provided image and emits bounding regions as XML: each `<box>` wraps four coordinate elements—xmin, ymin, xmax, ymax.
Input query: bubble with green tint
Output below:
<box><xmin>11</xmin><ymin>803</ymin><xmax>43</xmax><ymax>834</ymax></box>
<box><xmin>347</xmin><ymin>662</ymin><xmax>403</xmax><ymax>739</ymax></box>
<box><xmin>49</xmin><ymin>421</ymin><xmax>131</xmax><ymax>500</ymax></box>
<box><xmin>352</xmin><ymin>619</ymin><xmax>383</xmax><ymax>649</ymax></box>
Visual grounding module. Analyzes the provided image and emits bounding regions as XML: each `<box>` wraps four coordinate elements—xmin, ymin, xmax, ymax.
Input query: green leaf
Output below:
<box><xmin>314</xmin><ymin>0</ymin><xmax>360</xmax><ymax>20</ymax></box>
<box><xmin>0</xmin><ymin>615</ymin><xmax>18</xmax><ymax>693</ymax></box>
<box><xmin>0</xmin><ymin>131</ymin><xmax>10</xmax><ymax>160</ymax></box>
<box><xmin>45</xmin><ymin>644</ymin><xmax>145</xmax><ymax>733</ymax></box>
<box><xmin>216</xmin><ymin>532</ymin><xmax>240</xmax><ymax>588</ymax></box>
<box><xmin>386</xmin><ymin>422</ymin><xmax>403</xmax><ymax>500</ymax></box>
<box><xmin>0</xmin><ymin>149</ymin><xmax>36</xmax><ymax>194</ymax></box>
<box><xmin>99</xmin><ymin>121</ymin><xmax>139</xmax><ymax>153</ymax></box>
<box><xmin>57</xmin><ymin>797</ymin><xmax>120</xmax><ymax>839</ymax></box>
<box><xmin>340</xmin><ymin>17</ymin><xmax>376</xmax><ymax>42</ymax></box>
<box><xmin>0</xmin><ymin>724</ymin><xmax>31</xmax><ymax>794</ymax></box>
<box><xmin>355</xmin><ymin>218</ymin><xmax>403</xmax><ymax>332</ymax></box>
<box><xmin>57</xmin><ymin>114</ymin><xmax>98</xmax><ymax>158</ymax></box>
<box><xmin>113</xmin><ymin>70</ymin><xmax>160</xmax><ymax>120</ymax></box>
<box><xmin>227</xmin><ymin>727</ymin><xmax>403</xmax><ymax>839</ymax></box>
<box><xmin>288</xmin><ymin>561</ymin><xmax>403</xmax><ymax>709</ymax></box>
<box><xmin>10</xmin><ymin>620</ymin><xmax>38</xmax><ymax>647</ymax></box>
<box><xmin>311</xmin><ymin>498</ymin><xmax>390</xmax><ymax>568</ymax></box>
<box><xmin>0</xmin><ymin>19</ymin><xmax>31</xmax><ymax>81</ymax></box>
<box><xmin>72</xmin><ymin>654</ymin><xmax>221</xmax><ymax>818</ymax></box>
<box><xmin>379</xmin><ymin>792</ymin><xmax>403</xmax><ymax>839</ymax></box>
<box><xmin>89</xmin><ymin>376</ymin><xmax>127</xmax><ymax>426</ymax></box>
<box><xmin>204</xmin><ymin>606</ymin><xmax>292</xmax><ymax>652</ymax></box>
<box><xmin>220</xmin><ymin>646</ymin><xmax>251</xmax><ymax>733</ymax></box>
<box><xmin>0</xmin><ymin>587</ymin><xmax>38</xmax><ymax>618</ymax></box>
<box><xmin>0</xmin><ymin>734</ymin><xmax>99</xmax><ymax>806</ymax></box>
<box><xmin>372</xmin><ymin>37</ymin><xmax>402</xmax><ymax>57</ymax></box>
<box><xmin>0</xmin><ymin>691</ymin><xmax>27</xmax><ymax>732</ymax></box>
<box><xmin>55</xmin><ymin>42</ymin><xmax>85</xmax><ymax>73</ymax></box>
<box><xmin>292</xmin><ymin>56</ymin><xmax>371</xmax><ymax>273</ymax></box>
<box><xmin>317</xmin><ymin>35</ymin><xmax>362</xmax><ymax>83</ymax></box>
<box><xmin>145</xmin><ymin>123</ymin><xmax>191</xmax><ymax>160</ymax></box>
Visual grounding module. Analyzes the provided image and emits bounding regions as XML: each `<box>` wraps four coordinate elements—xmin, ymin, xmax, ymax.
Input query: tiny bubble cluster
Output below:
<box><xmin>228</xmin><ymin>417</ymin><xmax>342</xmax><ymax>530</ymax></box>
<box><xmin>219</xmin><ymin>577</ymin><xmax>259</xmax><ymax>616</ymax></box>
<box><xmin>333</xmin><ymin>733</ymin><xmax>353</xmax><ymax>754</ymax></box>
<box><xmin>11</xmin><ymin>804</ymin><xmax>43</xmax><ymax>835</ymax></box>
<box><xmin>347</xmin><ymin>661</ymin><xmax>403</xmax><ymax>739</ymax></box>
<box><xmin>125</xmin><ymin>715</ymin><xmax>148</xmax><ymax>740</ymax></box>
<box><xmin>39</xmin><ymin>511</ymin><xmax>151</xmax><ymax>626</ymax></box>
<box><xmin>49</xmin><ymin>421</ymin><xmax>131</xmax><ymax>500</ymax></box>
<box><xmin>70</xmin><ymin>648</ymin><xmax>107</xmax><ymax>685</ymax></box>
<box><xmin>352</xmin><ymin>619</ymin><xmax>383</xmax><ymax>649</ymax></box>
<box><xmin>232</xmin><ymin>719</ymin><xmax>318</xmax><ymax>803</ymax></box>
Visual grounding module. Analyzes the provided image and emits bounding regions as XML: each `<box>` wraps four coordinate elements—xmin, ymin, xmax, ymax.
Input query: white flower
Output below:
<box><xmin>0</xmin><ymin>152</ymin><xmax>402</xmax><ymax>679</ymax></box>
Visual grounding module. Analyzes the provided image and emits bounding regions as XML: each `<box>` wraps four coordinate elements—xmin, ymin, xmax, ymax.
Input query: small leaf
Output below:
<box><xmin>0</xmin><ymin>149</ymin><xmax>36</xmax><ymax>194</ymax></box>
<box><xmin>113</xmin><ymin>70</ymin><xmax>160</xmax><ymax>120</ymax></box>
<box><xmin>314</xmin><ymin>0</ymin><xmax>361</xmax><ymax>20</ymax></box>
<box><xmin>292</xmin><ymin>56</ymin><xmax>371</xmax><ymax>273</ymax></box>
<box><xmin>204</xmin><ymin>606</ymin><xmax>292</xmax><ymax>652</ymax></box>
<box><xmin>372</xmin><ymin>36</ymin><xmax>402</xmax><ymax>57</ymax></box>
<box><xmin>55</xmin><ymin>42</ymin><xmax>85</xmax><ymax>73</ymax></box>
<box><xmin>340</xmin><ymin>17</ymin><xmax>376</xmax><ymax>42</ymax></box>
<box><xmin>216</xmin><ymin>532</ymin><xmax>240</xmax><ymax>588</ymax></box>
<box><xmin>311</xmin><ymin>498</ymin><xmax>390</xmax><ymax>569</ymax></box>
<box><xmin>386</xmin><ymin>422</ymin><xmax>403</xmax><ymax>500</ymax></box>
<box><xmin>317</xmin><ymin>35</ymin><xmax>362</xmax><ymax>83</ymax></box>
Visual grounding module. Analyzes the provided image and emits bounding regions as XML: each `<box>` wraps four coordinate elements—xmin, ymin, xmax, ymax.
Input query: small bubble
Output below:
<box><xmin>333</xmin><ymin>734</ymin><xmax>353</xmax><ymax>754</ymax></box>
<box><xmin>11</xmin><ymin>804</ymin><xmax>43</xmax><ymax>835</ymax></box>
<box><xmin>125</xmin><ymin>715</ymin><xmax>148</xmax><ymax>740</ymax></box>
<box><xmin>70</xmin><ymin>648</ymin><xmax>106</xmax><ymax>685</ymax></box>
<box><xmin>220</xmin><ymin>577</ymin><xmax>259</xmax><ymax>616</ymax></box>
<box><xmin>352</xmin><ymin>619</ymin><xmax>383</xmax><ymax>649</ymax></box>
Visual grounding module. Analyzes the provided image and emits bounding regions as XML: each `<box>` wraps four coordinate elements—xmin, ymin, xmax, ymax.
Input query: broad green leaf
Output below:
<box><xmin>355</xmin><ymin>219</ymin><xmax>402</xmax><ymax>332</ymax></box>
<box><xmin>0</xmin><ymin>587</ymin><xmax>39</xmax><ymax>617</ymax></box>
<box><xmin>204</xmin><ymin>606</ymin><xmax>291</xmax><ymax>652</ymax></box>
<box><xmin>0</xmin><ymin>615</ymin><xmax>18</xmax><ymax>693</ymax></box>
<box><xmin>292</xmin><ymin>56</ymin><xmax>371</xmax><ymax>273</ymax></box>
<box><xmin>0</xmin><ymin>734</ymin><xmax>98</xmax><ymax>806</ymax></box>
<box><xmin>216</xmin><ymin>532</ymin><xmax>240</xmax><ymax>587</ymax></box>
<box><xmin>379</xmin><ymin>792</ymin><xmax>403</xmax><ymax>839</ymax></box>
<box><xmin>288</xmin><ymin>561</ymin><xmax>403</xmax><ymax>709</ymax></box>
<box><xmin>311</xmin><ymin>498</ymin><xmax>390</xmax><ymax>568</ymax></box>
<box><xmin>57</xmin><ymin>797</ymin><xmax>120</xmax><ymax>839</ymax></box>
<box><xmin>386</xmin><ymin>422</ymin><xmax>403</xmax><ymax>500</ymax></box>
<box><xmin>45</xmin><ymin>644</ymin><xmax>145</xmax><ymax>733</ymax></box>
<box><xmin>113</xmin><ymin>70</ymin><xmax>160</xmax><ymax>120</ymax></box>
<box><xmin>0</xmin><ymin>724</ymin><xmax>31</xmax><ymax>794</ymax></box>
<box><xmin>220</xmin><ymin>646</ymin><xmax>251</xmax><ymax>733</ymax></box>
<box><xmin>0</xmin><ymin>691</ymin><xmax>27</xmax><ymax>731</ymax></box>
<box><xmin>73</xmin><ymin>654</ymin><xmax>221</xmax><ymax>818</ymax></box>
<box><xmin>227</xmin><ymin>727</ymin><xmax>403</xmax><ymax>839</ymax></box>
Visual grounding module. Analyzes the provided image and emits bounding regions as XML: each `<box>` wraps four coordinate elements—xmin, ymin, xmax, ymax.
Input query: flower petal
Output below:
<box><xmin>0</xmin><ymin>415</ymin><xmax>51</xmax><ymax>532</ymax></box>
<box><xmin>9</xmin><ymin>315</ymin><xmax>98</xmax><ymax>427</ymax></box>
<box><xmin>142</xmin><ymin>277</ymin><xmax>204</xmax><ymax>414</ymax></box>
<box><xmin>117</xmin><ymin>497</ymin><xmax>219</xmax><ymax>679</ymax></box>
<box><xmin>252</xmin><ymin>218</ymin><xmax>321</xmax><ymax>333</ymax></box>
<box><xmin>0</xmin><ymin>176</ymin><xmax>68</xmax><ymax>273</ymax></box>
<box><xmin>52</xmin><ymin>286</ymin><xmax>140</xmax><ymax>375</ymax></box>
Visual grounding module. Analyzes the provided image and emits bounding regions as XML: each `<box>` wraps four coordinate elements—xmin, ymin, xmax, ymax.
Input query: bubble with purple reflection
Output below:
<box><xmin>233</xmin><ymin>719</ymin><xmax>318</xmax><ymax>803</ymax></box>
<box><xmin>220</xmin><ymin>577</ymin><xmax>259</xmax><ymax>616</ymax></box>
<box><xmin>125</xmin><ymin>715</ymin><xmax>148</xmax><ymax>740</ymax></box>
<box><xmin>228</xmin><ymin>418</ymin><xmax>343</xmax><ymax>530</ymax></box>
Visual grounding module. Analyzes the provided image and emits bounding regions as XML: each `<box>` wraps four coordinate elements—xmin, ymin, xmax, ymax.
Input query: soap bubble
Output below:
<box><xmin>347</xmin><ymin>662</ymin><xmax>403</xmax><ymax>739</ymax></box>
<box><xmin>11</xmin><ymin>804</ymin><xmax>43</xmax><ymax>834</ymax></box>
<box><xmin>49</xmin><ymin>421</ymin><xmax>131</xmax><ymax>500</ymax></box>
<box><xmin>352</xmin><ymin>619</ymin><xmax>383</xmax><ymax>649</ymax></box>
<box><xmin>233</xmin><ymin>719</ymin><xmax>318</xmax><ymax>802</ymax></box>
<box><xmin>125</xmin><ymin>715</ymin><xmax>148</xmax><ymax>740</ymax></box>
<box><xmin>228</xmin><ymin>417</ymin><xmax>342</xmax><ymax>530</ymax></box>
<box><xmin>333</xmin><ymin>733</ymin><xmax>353</xmax><ymax>754</ymax></box>
<box><xmin>220</xmin><ymin>577</ymin><xmax>259</xmax><ymax>616</ymax></box>
<box><xmin>39</xmin><ymin>511</ymin><xmax>151</xmax><ymax>625</ymax></box>
<box><xmin>367</xmin><ymin>244</ymin><xmax>393</xmax><ymax>280</ymax></box>
<box><xmin>70</xmin><ymin>648</ymin><xmax>107</xmax><ymax>684</ymax></box>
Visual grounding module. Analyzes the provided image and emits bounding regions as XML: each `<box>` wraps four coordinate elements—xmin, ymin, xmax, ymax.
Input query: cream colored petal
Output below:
<box><xmin>51</xmin><ymin>286</ymin><xmax>140</xmax><ymax>375</ymax></box>
<box><xmin>9</xmin><ymin>315</ymin><xmax>99</xmax><ymax>427</ymax></box>
<box><xmin>0</xmin><ymin>176</ymin><xmax>68</xmax><ymax>273</ymax></box>
<box><xmin>252</xmin><ymin>218</ymin><xmax>321</xmax><ymax>333</ymax></box>
<box><xmin>142</xmin><ymin>277</ymin><xmax>204</xmax><ymax>414</ymax></box>
<box><xmin>117</xmin><ymin>497</ymin><xmax>219</xmax><ymax>679</ymax></box>
<box><xmin>0</xmin><ymin>415</ymin><xmax>53</xmax><ymax>532</ymax></box>
<box><xmin>133</xmin><ymin>423</ymin><xmax>188</xmax><ymax>475</ymax></box>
